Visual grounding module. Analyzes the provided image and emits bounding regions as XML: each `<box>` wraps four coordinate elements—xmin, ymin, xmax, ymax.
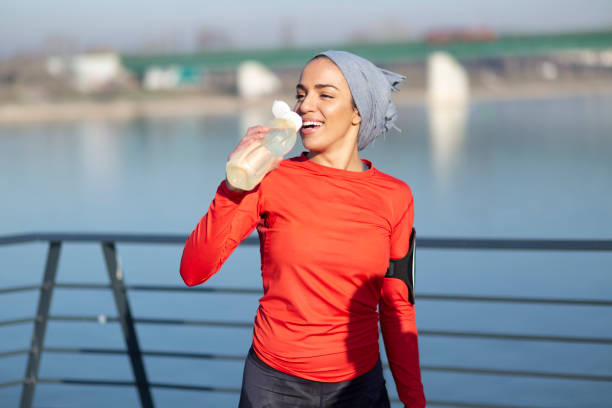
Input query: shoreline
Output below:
<box><xmin>1</xmin><ymin>81</ymin><xmax>612</xmax><ymax>124</ymax></box>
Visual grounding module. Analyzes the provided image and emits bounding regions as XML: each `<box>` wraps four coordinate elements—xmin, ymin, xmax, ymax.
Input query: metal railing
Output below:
<box><xmin>1</xmin><ymin>232</ymin><xmax>611</xmax><ymax>408</ymax></box>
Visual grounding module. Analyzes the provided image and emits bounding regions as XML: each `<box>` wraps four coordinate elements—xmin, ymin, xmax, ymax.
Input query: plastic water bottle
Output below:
<box><xmin>226</xmin><ymin>100</ymin><xmax>302</xmax><ymax>191</ymax></box>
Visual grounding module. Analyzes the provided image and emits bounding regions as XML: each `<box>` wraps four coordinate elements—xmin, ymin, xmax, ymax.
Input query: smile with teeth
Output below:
<box><xmin>300</xmin><ymin>121</ymin><xmax>323</xmax><ymax>135</ymax></box>
<box><xmin>302</xmin><ymin>121</ymin><xmax>323</xmax><ymax>128</ymax></box>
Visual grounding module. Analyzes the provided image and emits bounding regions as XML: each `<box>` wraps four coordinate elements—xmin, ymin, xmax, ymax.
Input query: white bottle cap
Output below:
<box><xmin>272</xmin><ymin>100</ymin><xmax>302</xmax><ymax>131</ymax></box>
<box><xmin>282</xmin><ymin>111</ymin><xmax>302</xmax><ymax>132</ymax></box>
<box><xmin>272</xmin><ymin>100</ymin><xmax>291</xmax><ymax>118</ymax></box>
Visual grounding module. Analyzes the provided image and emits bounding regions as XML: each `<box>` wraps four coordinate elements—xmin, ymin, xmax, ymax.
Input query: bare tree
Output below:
<box><xmin>195</xmin><ymin>27</ymin><xmax>231</xmax><ymax>51</ymax></box>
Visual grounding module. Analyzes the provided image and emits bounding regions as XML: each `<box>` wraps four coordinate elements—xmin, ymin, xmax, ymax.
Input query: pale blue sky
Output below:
<box><xmin>2</xmin><ymin>0</ymin><xmax>612</xmax><ymax>56</ymax></box>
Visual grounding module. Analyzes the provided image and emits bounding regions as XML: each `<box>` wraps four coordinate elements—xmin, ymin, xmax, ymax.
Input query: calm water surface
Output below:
<box><xmin>1</xmin><ymin>95</ymin><xmax>612</xmax><ymax>407</ymax></box>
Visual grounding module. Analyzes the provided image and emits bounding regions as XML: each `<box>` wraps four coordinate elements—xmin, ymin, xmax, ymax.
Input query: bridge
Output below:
<box><xmin>120</xmin><ymin>29</ymin><xmax>612</xmax><ymax>78</ymax></box>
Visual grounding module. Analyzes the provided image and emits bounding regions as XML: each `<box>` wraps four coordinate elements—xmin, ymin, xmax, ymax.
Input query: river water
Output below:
<box><xmin>1</xmin><ymin>94</ymin><xmax>611</xmax><ymax>407</ymax></box>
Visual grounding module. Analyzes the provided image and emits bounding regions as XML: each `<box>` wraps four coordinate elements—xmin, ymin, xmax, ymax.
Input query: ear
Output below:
<box><xmin>352</xmin><ymin>107</ymin><xmax>362</xmax><ymax>126</ymax></box>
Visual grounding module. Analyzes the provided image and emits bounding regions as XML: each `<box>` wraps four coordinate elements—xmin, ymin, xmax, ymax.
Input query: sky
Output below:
<box><xmin>1</xmin><ymin>0</ymin><xmax>612</xmax><ymax>57</ymax></box>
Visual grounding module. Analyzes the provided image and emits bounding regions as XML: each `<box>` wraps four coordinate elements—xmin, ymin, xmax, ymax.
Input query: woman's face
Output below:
<box><xmin>294</xmin><ymin>57</ymin><xmax>361</xmax><ymax>154</ymax></box>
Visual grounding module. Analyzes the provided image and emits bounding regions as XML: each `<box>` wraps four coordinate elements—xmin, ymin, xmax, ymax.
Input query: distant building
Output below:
<box><xmin>236</xmin><ymin>61</ymin><xmax>281</xmax><ymax>98</ymax></box>
<box><xmin>46</xmin><ymin>52</ymin><xmax>127</xmax><ymax>92</ymax></box>
<box><xmin>142</xmin><ymin>65</ymin><xmax>203</xmax><ymax>90</ymax></box>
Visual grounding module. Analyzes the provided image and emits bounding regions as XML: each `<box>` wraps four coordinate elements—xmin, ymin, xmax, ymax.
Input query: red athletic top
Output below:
<box><xmin>180</xmin><ymin>153</ymin><xmax>426</xmax><ymax>407</ymax></box>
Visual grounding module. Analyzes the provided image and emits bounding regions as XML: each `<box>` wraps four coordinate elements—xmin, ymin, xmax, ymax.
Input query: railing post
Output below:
<box><xmin>102</xmin><ymin>242</ymin><xmax>154</xmax><ymax>408</ymax></box>
<box><xmin>20</xmin><ymin>241</ymin><xmax>61</xmax><ymax>408</ymax></box>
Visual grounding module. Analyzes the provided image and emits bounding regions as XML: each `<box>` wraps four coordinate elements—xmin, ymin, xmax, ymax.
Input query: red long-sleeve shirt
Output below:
<box><xmin>180</xmin><ymin>153</ymin><xmax>425</xmax><ymax>407</ymax></box>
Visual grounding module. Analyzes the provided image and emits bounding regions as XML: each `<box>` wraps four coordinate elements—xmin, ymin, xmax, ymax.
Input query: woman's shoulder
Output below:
<box><xmin>370</xmin><ymin>166</ymin><xmax>413</xmax><ymax>200</ymax></box>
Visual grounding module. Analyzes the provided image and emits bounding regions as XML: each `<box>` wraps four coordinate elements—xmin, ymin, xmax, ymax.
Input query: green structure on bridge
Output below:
<box><xmin>121</xmin><ymin>29</ymin><xmax>612</xmax><ymax>79</ymax></box>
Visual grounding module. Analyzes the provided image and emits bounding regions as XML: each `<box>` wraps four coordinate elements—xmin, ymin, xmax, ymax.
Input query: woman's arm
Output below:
<box><xmin>180</xmin><ymin>126</ymin><xmax>273</xmax><ymax>286</ymax></box>
<box><xmin>179</xmin><ymin>180</ymin><xmax>260</xmax><ymax>286</ymax></box>
<box><xmin>380</xmin><ymin>279</ymin><xmax>426</xmax><ymax>408</ymax></box>
<box><xmin>382</xmin><ymin>185</ymin><xmax>425</xmax><ymax>407</ymax></box>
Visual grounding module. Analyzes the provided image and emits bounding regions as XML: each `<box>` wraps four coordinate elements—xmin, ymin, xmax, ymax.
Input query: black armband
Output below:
<box><xmin>385</xmin><ymin>228</ymin><xmax>416</xmax><ymax>304</ymax></box>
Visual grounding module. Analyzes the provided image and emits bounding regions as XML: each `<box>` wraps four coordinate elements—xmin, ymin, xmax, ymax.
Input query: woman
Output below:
<box><xmin>180</xmin><ymin>50</ymin><xmax>426</xmax><ymax>408</ymax></box>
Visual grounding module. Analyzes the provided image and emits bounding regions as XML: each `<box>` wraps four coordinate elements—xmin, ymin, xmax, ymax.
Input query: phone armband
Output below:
<box><xmin>385</xmin><ymin>228</ymin><xmax>416</xmax><ymax>304</ymax></box>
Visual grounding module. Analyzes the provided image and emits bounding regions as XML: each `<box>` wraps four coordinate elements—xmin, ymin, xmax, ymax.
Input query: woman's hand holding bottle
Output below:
<box><xmin>225</xmin><ymin>126</ymin><xmax>277</xmax><ymax>192</ymax></box>
<box><xmin>225</xmin><ymin>101</ymin><xmax>301</xmax><ymax>192</ymax></box>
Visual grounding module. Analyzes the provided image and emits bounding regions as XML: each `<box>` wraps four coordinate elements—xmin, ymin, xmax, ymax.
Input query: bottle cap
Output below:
<box><xmin>272</xmin><ymin>100</ymin><xmax>291</xmax><ymax>118</ymax></box>
<box><xmin>272</xmin><ymin>100</ymin><xmax>302</xmax><ymax>132</ymax></box>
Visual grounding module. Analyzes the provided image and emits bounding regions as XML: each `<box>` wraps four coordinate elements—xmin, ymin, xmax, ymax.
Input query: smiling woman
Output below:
<box><xmin>180</xmin><ymin>50</ymin><xmax>426</xmax><ymax>408</ymax></box>
<box><xmin>295</xmin><ymin>57</ymin><xmax>363</xmax><ymax>169</ymax></box>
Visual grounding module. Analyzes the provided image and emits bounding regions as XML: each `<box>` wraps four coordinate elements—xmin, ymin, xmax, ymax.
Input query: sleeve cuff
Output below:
<box><xmin>217</xmin><ymin>180</ymin><xmax>252</xmax><ymax>203</ymax></box>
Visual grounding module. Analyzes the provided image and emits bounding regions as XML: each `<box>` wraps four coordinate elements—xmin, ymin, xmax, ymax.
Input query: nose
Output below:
<box><xmin>295</xmin><ymin>93</ymin><xmax>315</xmax><ymax>115</ymax></box>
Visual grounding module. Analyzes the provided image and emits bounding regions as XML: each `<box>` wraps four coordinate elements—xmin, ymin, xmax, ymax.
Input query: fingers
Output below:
<box><xmin>228</xmin><ymin>126</ymin><xmax>270</xmax><ymax>160</ymax></box>
<box><xmin>243</xmin><ymin>125</ymin><xmax>270</xmax><ymax>142</ymax></box>
<box><xmin>247</xmin><ymin>125</ymin><xmax>270</xmax><ymax>135</ymax></box>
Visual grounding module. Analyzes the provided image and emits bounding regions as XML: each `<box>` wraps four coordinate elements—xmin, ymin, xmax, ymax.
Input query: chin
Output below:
<box><xmin>301</xmin><ymin>138</ymin><xmax>327</xmax><ymax>153</ymax></box>
<box><xmin>301</xmin><ymin>129</ymin><xmax>335</xmax><ymax>152</ymax></box>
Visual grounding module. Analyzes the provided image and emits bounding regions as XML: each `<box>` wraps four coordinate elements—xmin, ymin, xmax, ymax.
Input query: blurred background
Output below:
<box><xmin>1</xmin><ymin>1</ymin><xmax>612</xmax><ymax>407</ymax></box>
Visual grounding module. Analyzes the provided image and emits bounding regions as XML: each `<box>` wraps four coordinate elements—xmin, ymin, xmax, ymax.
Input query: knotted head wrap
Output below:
<box><xmin>312</xmin><ymin>50</ymin><xmax>405</xmax><ymax>151</ymax></box>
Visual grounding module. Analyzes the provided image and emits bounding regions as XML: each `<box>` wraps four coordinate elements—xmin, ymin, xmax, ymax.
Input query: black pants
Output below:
<box><xmin>238</xmin><ymin>348</ymin><xmax>391</xmax><ymax>408</ymax></box>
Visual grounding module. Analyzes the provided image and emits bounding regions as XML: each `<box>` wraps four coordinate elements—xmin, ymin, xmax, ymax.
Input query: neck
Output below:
<box><xmin>307</xmin><ymin>145</ymin><xmax>363</xmax><ymax>172</ymax></box>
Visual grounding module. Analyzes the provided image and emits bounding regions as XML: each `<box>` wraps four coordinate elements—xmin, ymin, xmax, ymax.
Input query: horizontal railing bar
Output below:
<box><xmin>48</xmin><ymin>316</ymin><xmax>118</xmax><ymax>323</ymax></box>
<box><xmin>4</xmin><ymin>283</ymin><xmax>609</xmax><ymax>309</ymax></box>
<box><xmin>0</xmin><ymin>348</ymin><xmax>30</xmax><ymax>359</ymax></box>
<box><xmin>40</xmin><ymin>347</ymin><xmax>612</xmax><ymax>383</ymax></box>
<box><xmin>0</xmin><ymin>317</ymin><xmax>36</xmax><ymax>327</ymax></box>
<box><xmin>145</xmin><ymin>350</ymin><xmax>245</xmax><ymax>360</ymax></box>
<box><xmin>150</xmin><ymin>382</ymin><xmax>241</xmax><ymax>393</ymax></box>
<box><xmin>122</xmin><ymin>286</ymin><xmax>612</xmax><ymax>306</ymax></box>
<box><xmin>421</xmin><ymin>329</ymin><xmax>612</xmax><ymax>345</ymax></box>
<box><xmin>45</xmin><ymin>283</ymin><xmax>612</xmax><ymax>307</ymax></box>
<box><xmin>425</xmin><ymin>400</ymin><xmax>552</xmax><ymax>408</ymax></box>
<box><xmin>44</xmin><ymin>347</ymin><xmax>126</xmax><ymax>355</ymax></box>
<box><xmin>0</xmin><ymin>232</ymin><xmax>187</xmax><ymax>245</ymax></box>
<box><xmin>0</xmin><ymin>232</ymin><xmax>256</xmax><ymax>246</ymax></box>
<box><xmin>0</xmin><ymin>233</ymin><xmax>40</xmax><ymax>246</ymax></box>
<box><xmin>419</xmin><ymin>294</ymin><xmax>612</xmax><ymax>307</ymax></box>
<box><xmin>43</xmin><ymin>347</ymin><xmax>246</xmax><ymax>361</ymax></box>
<box><xmin>54</xmin><ymin>283</ymin><xmax>111</xmax><ymax>290</ymax></box>
<box><xmin>37</xmin><ymin>378</ymin><xmax>135</xmax><ymax>387</ymax></box>
<box><xmin>48</xmin><ymin>315</ymin><xmax>253</xmax><ymax>328</ymax></box>
<box><xmin>0</xmin><ymin>379</ymin><xmax>24</xmax><ymax>389</ymax></box>
<box><xmin>421</xmin><ymin>364</ymin><xmax>612</xmax><ymax>382</ymax></box>
<box><xmin>1</xmin><ymin>232</ymin><xmax>611</xmax><ymax>251</ymax></box>
<box><xmin>127</xmin><ymin>284</ymin><xmax>261</xmax><ymax>294</ymax></box>
<box><xmin>45</xmin><ymin>315</ymin><xmax>612</xmax><ymax>344</ymax></box>
<box><xmin>0</xmin><ymin>284</ymin><xmax>41</xmax><ymax>295</ymax></box>
<box><xmin>417</xmin><ymin>237</ymin><xmax>612</xmax><ymax>251</ymax></box>
<box><xmin>51</xmin><ymin>283</ymin><xmax>261</xmax><ymax>294</ymax></box>
<box><xmin>37</xmin><ymin>377</ymin><xmax>243</xmax><ymax>394</ymax></box>
<box><xmin>136</xmin><ymin>317</ymin><xmax>254</xmax><ymax>328</ymax></box>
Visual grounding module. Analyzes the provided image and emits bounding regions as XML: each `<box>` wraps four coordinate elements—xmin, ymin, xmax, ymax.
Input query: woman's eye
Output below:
<box><xmin>321</xmin><ymin>94</ymin><xmax>333</xmax><ymax>99</ymax></box>
<box><xmin>296</xmin><ymin>94</ymin><xmax>305</xmax><ymax>100</ymax></box>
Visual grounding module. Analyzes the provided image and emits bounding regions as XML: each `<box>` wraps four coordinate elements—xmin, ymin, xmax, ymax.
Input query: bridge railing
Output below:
<box><xmin>1</xmin><ymin>232</ymin><xmax>611</xmax><ymax>408</ymax></box>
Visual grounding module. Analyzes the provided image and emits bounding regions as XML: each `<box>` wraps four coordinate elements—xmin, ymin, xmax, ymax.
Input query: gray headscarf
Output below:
<box><xmin>314</xmin><ymin>50</ymin><xmax>405</xmax><ymax>151</ymax></box>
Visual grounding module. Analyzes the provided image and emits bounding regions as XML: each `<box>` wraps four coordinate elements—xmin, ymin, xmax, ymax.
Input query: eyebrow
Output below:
<box><xmin>296</xmin><ymin>83</ymin><xmax>339</xmax><ymax>91</ymax></box>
